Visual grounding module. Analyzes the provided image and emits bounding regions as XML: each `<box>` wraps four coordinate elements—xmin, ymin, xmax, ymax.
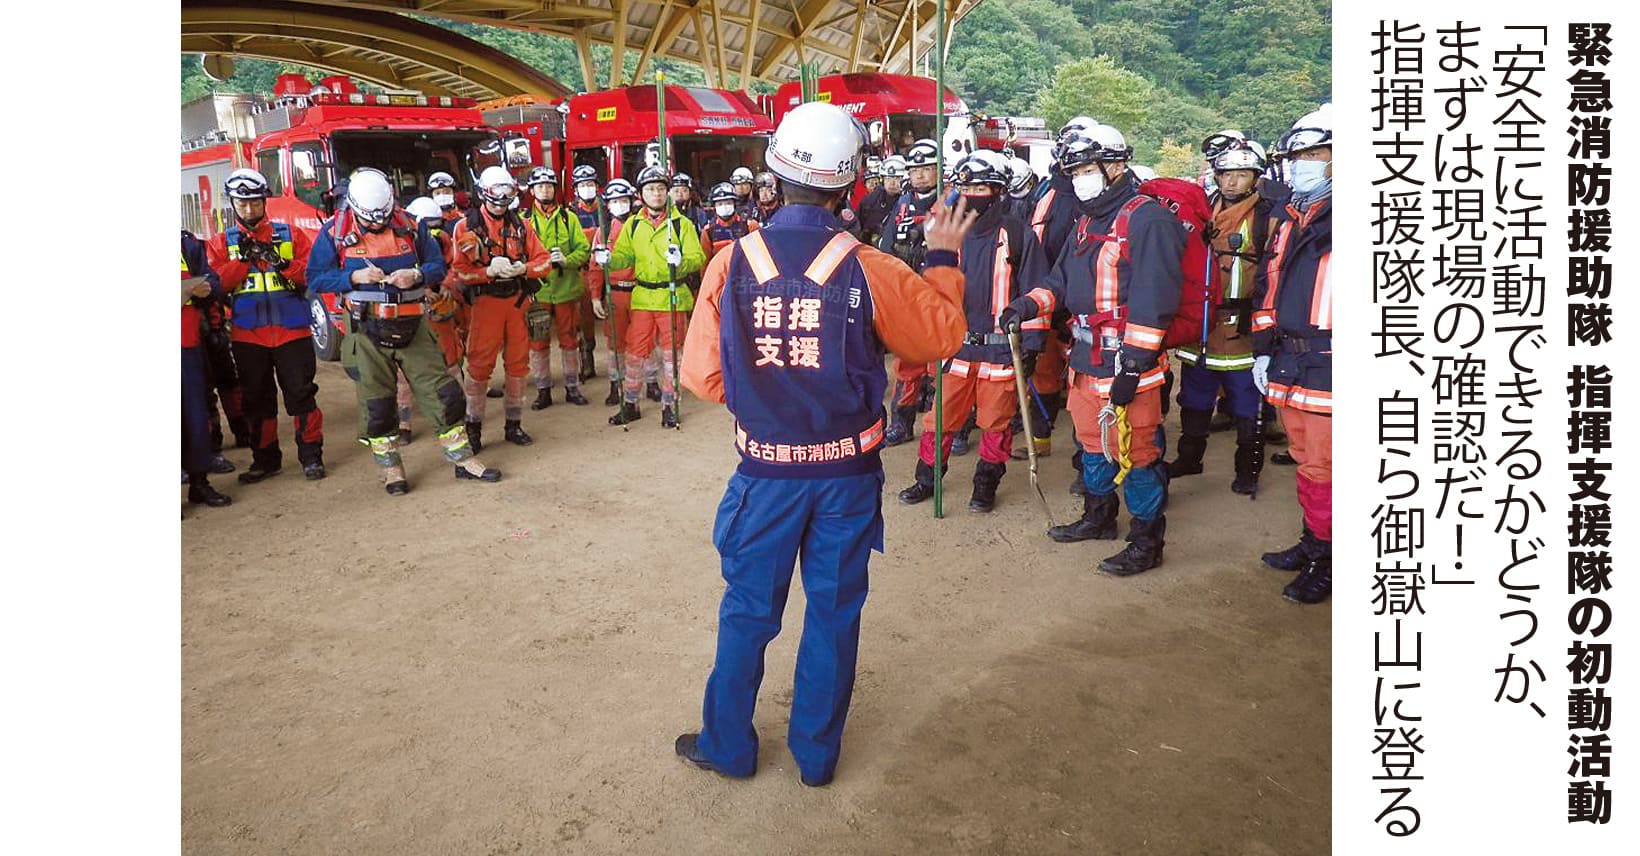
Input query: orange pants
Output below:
<box><xmin>893</xmin><ymin>357</ymin><xmax>930</xmax><ymax>406</ymax></box>
<box><xmin>624</xmin><ymin>308</ymin><xmax>684</xmax><ymax>404</ymax></box>
<box><xmin>464</xmin><ymin>294</ymin><xmax>530</xmax><ymax>422</ymax></box>
<box><xmin>919</xmin><ymin>371</ymin><xmax>1019</xmax><ymax>464</ymax></box>
<box><xmin>1032</xmin><ymin>330</ymin><xmax>1069</xmax><ymax>395</ymax></box>
<box><xmin>1066</xmin><ymin>375</ymin><xmax>1164</xmax><ymax>467</ymax></box>
<box><xmin>529</xmin><ymin>300</ymin><xmax>583</xmax><ymax>389</ymax></box>
<box><xmin>579</xmin><ymin>267</ymin><xmax>601</xmax><ymax>341</ymax></box>
<box><xmin>1280</xmin><ymin>406</ymin><xmax>1333</xmax><ymax>540</ymax></box>
<box><xmin>428</xmin><ymin>316</ymin><xmax>463</xmax><ymax>368</ymax></box>
<box><xmin>604</xmin><ymin>288</ymin><xmax>634</xmax><ymax>380</ymax></box>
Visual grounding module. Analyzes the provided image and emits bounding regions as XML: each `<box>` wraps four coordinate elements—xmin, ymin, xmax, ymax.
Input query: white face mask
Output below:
<box><xmin>576</xmin><ymin>185</ymin><xmax>598</xmax><ymax>201</ymax></box>
<box><xmin>1072</xmin><ymin>170</ymin><xmax>1106</xmax><ymax>201</ymax></box>
<box><xmin>609</xmin><ymin>200</ymin><xmax>631</xmax><ymax>218</ymax></box>
<box><xmin>1288</xmin><ymin>159</ymin><xmax>1330</xmax><ymax>194</ymax></box>
<box><xmin>433</xmin><ymin>192</ymin><xmax>455</xmax><ymax>208</ymax></box>
<box><xmin>715</xmin><ymin>203</ymin><xmax>737</xmax><ymax>218</ymax></box>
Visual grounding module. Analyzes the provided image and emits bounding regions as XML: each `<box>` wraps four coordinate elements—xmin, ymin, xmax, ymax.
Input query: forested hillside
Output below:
<box><xmin>181</xmin><ymin>0</ymin><xmax>1330</xmax><ymax>170</ymax></box>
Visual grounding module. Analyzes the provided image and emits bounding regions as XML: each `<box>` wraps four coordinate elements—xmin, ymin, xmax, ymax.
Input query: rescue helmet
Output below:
<box><xmin>1058</xmin><ymin>124</ymin><xmax>1133</xmax><ymax>172</ymax></box>
<box><xmin>707</xmin><ymin>182</ymin><xmax>738</xmax><ymax>204</ymax></box>
<box><xmin>635</xmin><ymin>165</ymin><xmax>671</xmax><ymax>190</ymax></box>
<box><xmin>1058</xmin><ymin>116</ymin><xmax>1097</xmax><ymax>140</ymax></box>
<box><xmin>864</xmin><ymin>155</ymin><xmax>883</xmax><ymax>179</ymax></box>
<box><xmin>346</xmin><ymin>168</ymin><xmax>397</xmax><ymax>225</ymax></box>
<box><xmin>1211</xmin><ymin>143</ymin><xmax>1266</xmax><ymax>174</ymax></box>
<box><xmin>903</xmin><ymin>138</ymin><xmax>940</xmax><ymax>168</ymax></box>
<box><xmin>952</xmin><ymin>151</ymin><xmax>1010</xmax><ymax>189</ymax></box>
<box><xmin>878</xmin><ymin>155</ymin><xmax>908</xmax><ymax>179</ymax></box>
<box><xmin>764</xmin><ymin>101</ymin><xmax>865</xmax><ymax>190</ymax></box>
<box><xmin>1006</xmin><ymin>156</ymin><xmax>1035</xmax><ymax>194</ymax></box>
<box><xmin>730</xmin><ymin>166</ymin><xmax>756</xmax><ymax>185</ymax></box>
<box><xmin>1200</xmin><ymin>129</ymin><xmax>1248</xmax><ymax>161</ymax></box>
<box><xmin>476</xmin><ymin>165</ymin><xmax>519</xmax><ymax>206</ymax></box>
<box><xmin>224</xmin><ymin>168</ymin><xmax>272</xmax><ymax>200</ymax></box>
<box><xmin>406</xmin><ymin>196</ymin><xmax>443</xmax><ymax>223</ymax></box>
<box><xmin>427</xmin><ymin>171</ymin><xmax>457</xmax><ymax>191</ymax></box>
<box><xmin>755</xmin><ymin>170</ymin><xmax>779</xmax><ymax>189</ymax></box>
<box><xmin>602</xmin><ymin>179</ymin><xmax>637</xmax><ymax>201</ymax></box>
<box><xmin>671</xmin><ymin>172</ymin><xmax>694</xmax><ymax>189</ymax></box>
<box><xmin>1130</xmin><ymin>164</ymin><xmax>1158</xmax><ymax>182</ymax></box>
<box><xmin>1277</xmin><ymin>103</ymin><xmax>1333</xmax><ymax>158</ymax></box>
<box><xmin>571</xmin><ymin>164</ymin><xmax>599</xmax><ymax>184</ymax></box>
<box><xmin>524</xmin><ymin>166</ymin><xmax>558</xmax><ymax>188</ymax></box>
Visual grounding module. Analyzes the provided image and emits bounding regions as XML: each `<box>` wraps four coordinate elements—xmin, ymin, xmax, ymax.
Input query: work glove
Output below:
<box><xmin>1252</xmin><ymin>354</ymin><xmax>1271</xmax><ymax>396</ymax></box>
<box><xmin>1021</xmin><ymin>350</ymin><xmax>1039</xmax><ymax>379</ymax></box>
<box><xmin>664</xmin><ymin>244</ymin><xmax>683</xmax><ymax>267</ymax></box>
<box><xmin>549</xmin><ymin>247</ymin><xmax>566</xmax><ymax>265</ymax></box>
<box><xmin>1108</xmin><ymin>355</ymin><xmax>1145</xmax><ymax>407</ymax></box>
<box><xmin>593</xmin><ymin>247</ymin><xmax>611</xmax><ymax>266</ymax></box>
<box><xmin>996</xmin><ymin>297</ymin><xmax>1034</xmax><ymax>334</ymax></box>
<box><xmin>591</xmin><ymin>298</ymin><xmax>609</xmax><ymax>320</ymax></box>
<box><xmin>485</xmin><ymin>257</ymin><xmax>512</xmax><ymax>278</ymax></box>
<box><xmin>504</xmin><ymin>260</ymin><xmax>529</xmax><ymax>279</ymax></box>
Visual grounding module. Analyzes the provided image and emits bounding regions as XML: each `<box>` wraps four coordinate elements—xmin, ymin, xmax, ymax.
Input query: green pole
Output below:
<box><xmin>932</xmin><ymin>0</ymin><xmax>948</xmax><ymax>519</ymax></box>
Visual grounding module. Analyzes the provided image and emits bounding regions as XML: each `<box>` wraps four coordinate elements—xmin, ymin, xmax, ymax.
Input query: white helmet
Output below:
<box><xmin>765</xmin><ymin>101</ymin><xmax>864</xmax><ymax>190</ymax></box>
<box><xmin>731</xmin><ymin>166</ymin><xmax>756</xmax><ymax>185</ymax></box>
<box><xmin>427</xmin><ymin>171</ymin><xmax>457</xmax><ymax>191</ymax></box>
<box><xmin>406</xmin><ymin>196</ymin><xmax>443</xmax><ymax>222</ymax></box>
<box><xmin>477</xmin><ymin>165</ymin><xmax>519</xmax><ymax>206</ymax></box>
<box><xmin>1278</xmin><ymin>104</ymin><xmax>1333</xmax><ymax>158</ymax></box>
<box><xmin>1211</xmin><ymin>144</ymin><xmax>1266</xmax><ymax>174</ymax></box>
<box><xmin>224</xmin><ymin>168</ymin><xmax>271</xmax><ymax>200</ymax></box>
<box><xmin>1130</xmin><ymin>164</ymin><xmax>1157</xmax><ymax>182</ymax></box>
<box><xmin>904</xmin><ymin>138</ymin><xmax>940</xmax><ymax>168</ymax></box>
<box><xmin>879</xmin><ymin>155</ymin><xmax>908</xmax><ymax>180</ymax></box>
<box><xmin>346</xmin><ymin>168</ymin><xmax>396</xmax><ymax>225</ymax></box>
<box><xmin>1059</xmin><ymin>116</ymin><xmax>1097</xmax><ymax>139</ymax></box>
<box><xmin>1006</xmin><ymin>156</ymin><xmax>1034</xmax><ymax>194</ymax></box>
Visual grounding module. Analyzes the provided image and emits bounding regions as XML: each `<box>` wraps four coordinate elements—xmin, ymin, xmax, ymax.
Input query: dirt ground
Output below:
<box><xmin>182</xmin><ymin>356</ymin><xmax>1331</xmax><ymax>856</ymax></box>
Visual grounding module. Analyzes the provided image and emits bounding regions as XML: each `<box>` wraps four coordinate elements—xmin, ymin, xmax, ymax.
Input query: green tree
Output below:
<box><xmin>1033</xmin><ymin>56</ymin><xmax>1154</xmax><ymax>139</ymax></box>
<box><xmin>1152</xmin><ymin>139</ymin><xmax>1199</xmax><ymax>178</ymax></box>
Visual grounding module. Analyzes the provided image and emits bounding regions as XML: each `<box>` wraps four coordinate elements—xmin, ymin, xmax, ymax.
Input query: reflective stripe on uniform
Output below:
<box><xmin>739</xmin><ymin>230</ymin><xmax>780</xmax><ymax>284</ymax></box>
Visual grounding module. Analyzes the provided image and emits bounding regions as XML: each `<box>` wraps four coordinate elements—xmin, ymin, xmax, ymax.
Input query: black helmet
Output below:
<box><xmin>670</xmin><ymin>172</ymin><xmax>694</xmax><ymax>188</ymax></box>
<box><xmin>524</xmin><ymin>166</ymin><xmax>558</xmax><ymax>188</ymax></box>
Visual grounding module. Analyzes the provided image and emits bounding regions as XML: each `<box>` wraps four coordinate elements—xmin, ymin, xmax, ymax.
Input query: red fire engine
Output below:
<box><xmin>771</xmin><ymin>73</ymin><xmax>974</xmax><ymax>165</ymax></box>
<box><xmin>973</xmin><ymin>114</ymin><xmax>1055</xmax><ymax>176</ymax></box>
<box><xmin>480</xmin><ymin>84</ymin><xmax>775</xmax><ymax>191</ymax></box>
<box><xmin>181</xmin><ymin>73</ymin><xmax>502</xmax><ymax>360</ymax></box>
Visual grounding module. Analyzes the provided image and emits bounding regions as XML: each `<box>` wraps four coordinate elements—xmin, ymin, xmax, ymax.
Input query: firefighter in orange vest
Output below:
<box><xmin>449</xmin><ymin>166</ymin><xmax>555</xmax><ymax>451</ymax></box>
<box><xmin>205</xmin><ymin>168</ymin><xmax>325</xmax><ymax>483</ymax></box>
<box><xmin>997</xmin><ymin>127</ymin><xmax>1185</xmax><ymax>576</ymax></box>
<box><xmin>1252</xmin><ymin>105</ymin><xmax>1333</xmax><ymax>604</ymax></box>
<box><xmin>895</xmin><ymin>151</ymin><xmax>1049</xmax><ymax>512</ymax></box>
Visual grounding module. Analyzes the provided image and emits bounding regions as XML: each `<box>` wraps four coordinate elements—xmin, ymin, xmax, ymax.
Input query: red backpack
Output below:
<box><xmin>1104</xmin><ymin>178</ymin><xmax>1214</xmax><ymax>349</ymax></box>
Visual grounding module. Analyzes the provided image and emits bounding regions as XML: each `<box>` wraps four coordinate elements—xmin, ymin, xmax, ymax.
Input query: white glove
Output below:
<box><xmin>664</xmin><ymin>244</ymin><xmax>683</xmax><ymax>267</ymax></box>
<box><xmin>591</xmin><ymin>299</ymin><xmax>609</xmax><ymax>320</ymax></box>
<box><xmin>1252</xmin><ymin>354</ymin><xmax>1271</xmax><ymax>396</ymax></box>
<box><xmin>485</xmin><ymin>257</ymin><xmax>511</xmax><ymax>278</ymax></box>
<box><xmin>549</xmin><ymin>248</ymin><xmax>566</xmax><ymax>265</ymax></box>
<box><xmin>593</xmin><ymin>248</ymin><xmax>611</xmax><ymax>266</ymax></box>
<box><xmin>505</xmin><ymin>260</ymin><xmax>529</xmax><ymax>279</ymax></box>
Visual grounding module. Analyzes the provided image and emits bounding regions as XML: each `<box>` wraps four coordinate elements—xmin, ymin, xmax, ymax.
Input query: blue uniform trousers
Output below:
<box><xmin>1177</xmin><ymin>363</ymin><xmax>1261</xmax><ymax>419</ymax></box>
<box><xmin>182</xmin><ymin>346</ymin><xmax>214</xmax><ymax>476</ymax></box>
<box><xmin>697</xmin><ymin>469</ymin><xmax>886</xmax><ymax>781</ymax></box>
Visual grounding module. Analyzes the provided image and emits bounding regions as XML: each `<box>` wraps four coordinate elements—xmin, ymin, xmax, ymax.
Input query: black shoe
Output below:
<box><xmin>1263</xmin><ymin>527</ymin><xmax>1317</xmax><ymax>571</ymax></box>
<box><xmin>1048</xmin><ymin>492</ymin><xmax>1120</xmax><ymax>542</ymax></box>
<box><xmin>609</xmin><ymin>402</ymin><xmax>643</xmax><ymax>425</ymax></box>
<box><xmin>1231</xmin><ymin>473</ymin><xmax>1260</xmax><ymax>495</ymax></box>
<box><xmin>487</xmin><ymin>385</ymin><xmax>504</xmax><ymax>399</ymax></box>
<box><xmin>1098</xmin><ymin>516</ymin><xmax>1166</xmax><ymax>576</ymax></box>
<box><xmin>661</xmin><ymin>406</ymin><xmax>679</xmax><ymax>428</ymax></box>
<box><xmin>883</xmin><ymin>405</ymin><xmax>918</xmax><ymax>447</ymax></box>
<box><xmin>579</xmin><ymin>344</ymin><xmax>597</xmax><ymax>382</ymax></box>
<box><xmin>398</xmin><ymin>427</ymin><xmax>413</xmax><ymax>446</ymax></box>
<box><xmin>466</xmin><ymin>420</ymin><xmax>484</xmax><ymax>454</ymax></box>
<box><xmin>532</xmin><ymin>388</ymin><xmax>553</xmax><ymax>410</ymax></box>
<box><xmin>968</xmin><ymin>459</ymin><xmax>1005</xmax><ymax>513</ymax></box>
<box><xmin>187</xmin><ymin>482</ymin><xmax>232</xmax><ymax>507</ymax></box>
<box><xmin>385</xmin><ymin>480</ymin><xmax>410</xmax><ymax>496</ymax></box>
<box><xmin>646</xmin><ymin>381</ymin><xmax>663</xmax><ymax>402</ymax></box>
<box><xmin>302</xmin><ymin>461</ymin><xmax>326</xmax><ymax>480</ymax></box>
<box><xmin>454</xmin><ymin>463</ymin><xmax>503</xmax><ymax>482</ymax></box>
<box><xmin>898</xmin><ymin>460</ymin><xmax>937</xmax><ymax>505</ymax></box>
<box><xmin>503</xmin><ymin>420</ymin><xmax>533</xmax><ymax>446</ymax></box>
<box><xmin>1283</xmin><ymin>556</ymin><xmax>1332</xmax><ymax>604</ymax></box>
<box><xmin>237</xmin><ymin>463</ymin><xmax>281</xmax><ymax>484</ymax></box>
<box><xmin>674</xmin><ymin>733</ymin><xmax>752</xmax><ymax>779</ymax></box>
<box><xmin>951</xmin><ymin>430</ymin><xmax>972</xmax><ymax>457</ymax></box>
<box><xmin>208</xmin><ymin>455</ymin><xmax>236</xmax><ymax>475</ymax></box>
<box><xmin>1272</xmin><ymin>451</ymin><xmax>1296</xmax><ymax>466</ymax></box>
<box><xmin>565</xmin><ymin>388</ymin><xmax>590</xmax><ymax>406</ymax></box>
<box><xmin>603</xmin><ymin>380</ymin><xmax>622</xmax><ymax>407</ymax></box>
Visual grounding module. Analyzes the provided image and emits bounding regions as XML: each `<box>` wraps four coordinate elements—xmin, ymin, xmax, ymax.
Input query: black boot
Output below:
<box><xmin>579</xmin><ymin>342</ymin><xmax>597</xmax><ymax>381</ymax></box>
<box><xmin>1048</xmin><ymin>491</ymin><xmax>1119</xmax><ymax>542</ymax></box>
<box><xmin>1261</xmin><ymin>403</ymin><xmax>1286</xmax><ymax>443</ymax></box>
<box><xmin>968</xmin><ymin>459</ymin><xmax>1006</xmax><ymax>513</ymax></box>
<box><xmin>1283</xmin><ymin>539</ymin><xmax>1331</xmax><ymax>604</ymax></box>
<box><xmin>1098</xmin><ymin>515</ymin><xmax>1166</xmax><ymax>576</ymax></box>
<box><xmin>609</xmin><ymin>401</ymin><xmax>643</xmax><ymax>425</ymax></box>
<box><xmin>187</xmin><ymin>475</ymin><xmax>232</xmax><ymax>507</ymax></box>
<box><xmin>564</xmin><ymin>386</ymin><xmax>590</xmax><ymax>406</ymax></box>
<box><xmin>465</xmin><ymin>420</ymin><xmax>484</xmax><ymax>454</ymax></box>
<box><xmin>504</xmin><ymin>419</ymin><xmax>534</xmax><ymax>446</ymax></box>
<box><xmin>898</xmin><ymin>460</ymin><xmax>938</xmax><ymax>505</ymax></box>
<box><xmin>883</xmin><ymin>405</ymin><xmax>918</xmax><ymax>447</ymax></box>
<box><xmin>1231</xmin><ymin>417</ymin><xmax>1262</xmax><ymax>495</ymax></box>
<box><xmin>1069</xmin><ymin>448</ymin><xmax>1086</xmax><ymax>495</ymax></box>
<box><xmin>604</xmin><ymin>380</ymin><xmax>622</xmax><ymax>407</ymax></box>
<box><xmin>487</xmin><ymin>385</ymin><xmax>504</xmax><ymax>399</ymax></box>
<box><xmin>952</xmin><ymin>412</ymin><xmax>977</xmax><ymax>457</ymax></box>
<box><xmin>646</xmin><ymin>380</ymin><xmax>663</xmax><ymax>402</ymax></box>
<box><xmin>1168</xmin><ymin>408</ymin><xmax>1211</xmax><ymax>477</ymax></box>
<box><xmin>237</xmin><ymin>456</ymin><xmax>282</xmax><ymax>484</ymax></box>
<box><xmin>1262</xmin><ymin>526</ymin><xmax>1316</xmax><ymax>570</ymax></box>
<box><xmin>532</xmin><ymin>387</ymin><xmax>553</xmax><ymax>410</ymax></box>
<box><xmin>661</xmin><ymin>406</ymin><xmax>679</xmax><ymax>428</ymax></box>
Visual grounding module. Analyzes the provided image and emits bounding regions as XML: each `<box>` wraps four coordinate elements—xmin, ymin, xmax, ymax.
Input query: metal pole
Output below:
<box><xmin>655</xmin><ymin>71</ymin><xmax>669</xmax><ymax>173</ymax></box>
<box><xmin>932</xmin><ymin>0</ymin><xmax>948</xmax><ymax>519</ymax></box>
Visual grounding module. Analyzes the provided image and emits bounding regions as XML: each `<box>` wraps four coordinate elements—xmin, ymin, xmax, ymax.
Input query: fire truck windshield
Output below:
<box><xmin>668</xmin><ymin>135</ymin><xmax>769</xmax><ymax>188</ymax></box>
<box><xmin>887</xmin><ymin>114</ymin><xmax>940</xmax><ymax>155</ymax></box>
<box><xmin>329</xmin><ymin>129</ymin><xmax>498</xmax><ymax>199</ymax></box>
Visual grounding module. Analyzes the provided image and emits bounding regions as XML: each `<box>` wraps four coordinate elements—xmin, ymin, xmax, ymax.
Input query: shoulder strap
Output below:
<box><xmin>1111</xmin><ymin>195</ymin><xmax>1154</xmax><ymax>263</ymax></box>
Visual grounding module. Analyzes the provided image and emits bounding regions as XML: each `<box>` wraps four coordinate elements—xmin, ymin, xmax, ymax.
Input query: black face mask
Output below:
<box><xmin>959</xmin><ymin>194</ymin><xmax>995</xmax><ymax>216</ymax></box>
